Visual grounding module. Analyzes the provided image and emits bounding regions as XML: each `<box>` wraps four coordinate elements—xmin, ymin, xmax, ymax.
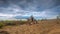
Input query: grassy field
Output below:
<box><xmin>0</xmin><ymin>19</ymin><xmax>60</xmax><ymax>34</ymax></box>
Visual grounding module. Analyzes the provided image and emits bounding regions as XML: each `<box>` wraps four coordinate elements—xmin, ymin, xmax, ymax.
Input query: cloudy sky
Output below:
<box><xmin>0</xmin><ymin>0</ymin><xmax>60</xmax><ymax>20</ymax></box>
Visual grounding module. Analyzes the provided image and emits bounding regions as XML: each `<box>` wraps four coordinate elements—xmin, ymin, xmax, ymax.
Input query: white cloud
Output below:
<box><xmin>0</xmin><ymin>13</ymin><xmax>16</xmax><ymax>19</ymax></box>
<box><xmin>0</xmin><ymin>13</ymin><xmax>13</xmax><ymax>17</ymax></box>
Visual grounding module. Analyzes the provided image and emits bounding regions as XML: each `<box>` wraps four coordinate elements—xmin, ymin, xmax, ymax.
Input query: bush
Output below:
<box><xmin>5</xmin><ymin>22</ymin><xmax>16</xmax><ymax>26</ymax></box>
<box><xmin>0</xmin><ymin>23</ymin><xmax>4</xmax><ymax>28</ymax></box>
<box><xmin>20</xmin><ymin>21</ymin><xmax>27</xmax><ymax>25</ymax></box>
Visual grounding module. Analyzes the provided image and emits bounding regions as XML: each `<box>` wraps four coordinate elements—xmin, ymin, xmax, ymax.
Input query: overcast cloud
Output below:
<box><xmin>0</xmin><ymin>0</ymin><xmax>60</xmax><ymax>20</ymax></box>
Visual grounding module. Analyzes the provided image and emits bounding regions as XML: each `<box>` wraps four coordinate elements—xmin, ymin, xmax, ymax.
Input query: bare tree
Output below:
<box><xmin>56</xmin><ymin>14</ymin><xmax>60</xmax><ymax>24</ymax></box>
<box><xmin>57</xmin><ymin>14</ymin><xmax>60</xmax><ymax>19</ymax></box>
<box><xmin>27</xmin><ymin>15</ymin><xmax>38</xmax><ymax>25</ymax></box>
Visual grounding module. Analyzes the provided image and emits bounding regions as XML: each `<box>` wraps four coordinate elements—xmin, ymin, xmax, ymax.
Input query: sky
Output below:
<box><xmin>0</xmin><ymin>0</ymin><xmax>60</xmax><ymax>20</ymax></box>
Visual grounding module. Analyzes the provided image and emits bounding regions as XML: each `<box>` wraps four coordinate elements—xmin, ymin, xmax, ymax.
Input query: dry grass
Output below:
<box><xmin>0</xmin><ymin>19</ymin><xmax>60</xmax><ymax>34</ymax></box>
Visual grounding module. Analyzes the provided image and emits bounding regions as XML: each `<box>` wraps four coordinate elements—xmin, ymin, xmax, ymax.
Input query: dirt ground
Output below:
<box><xmin>0</xmin><ymin>19</ymin><xmax>60</xmax><ymax>34</ymax></box>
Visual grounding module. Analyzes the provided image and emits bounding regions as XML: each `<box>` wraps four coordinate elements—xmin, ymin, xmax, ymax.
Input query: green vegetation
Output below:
<box><xmin>0</xmin><ymin>20</ymin><xmax>27</xmax><ymax>27</ymax></box>
<box><xmin>0</xmin><ymin>23</ymin><xmax>4</xmax><ymax>28</ymax></box>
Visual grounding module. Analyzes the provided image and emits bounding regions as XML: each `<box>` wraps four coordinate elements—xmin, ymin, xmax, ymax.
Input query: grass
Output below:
<box><xmin>0</xmin><ymin>19</ymin><xmax>60</xmax><ymax>34</ymax></box>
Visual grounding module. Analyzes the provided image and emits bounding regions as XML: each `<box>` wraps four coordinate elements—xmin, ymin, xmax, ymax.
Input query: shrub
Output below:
<box><xmin>20</xmin><ymin>21</ymin><xmax>27</xmax><ymax>25</ymax></box>
<box><xmin>0</xmin><ymin>23</ymin><xmax>4</xmax><ymax>28</ymax></box>
<box><xmin>5</xmin><ymin>22</ymin><xmax>16</xmax><ymax>26</ymax></box>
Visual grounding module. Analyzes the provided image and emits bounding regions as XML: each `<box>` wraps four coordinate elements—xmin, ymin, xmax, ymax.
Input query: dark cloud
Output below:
<box><xmin>54</xmin><ymin>0</ymin><xmax>60</xmax><ymax>6</ymax></box>
<box><xmin>0</xmin><ymin>0</ymin><xmax>60</xmax><ymax>10</ymax></box>
<box><xmin>0</xmin><ymin>0</ymin><xmax>7</xmax><ymax>3</ymax></box>
<box><xmin>0</xmin><ymin>0</ymin><xmax>9</xmax><ymax>7</ymax></box>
